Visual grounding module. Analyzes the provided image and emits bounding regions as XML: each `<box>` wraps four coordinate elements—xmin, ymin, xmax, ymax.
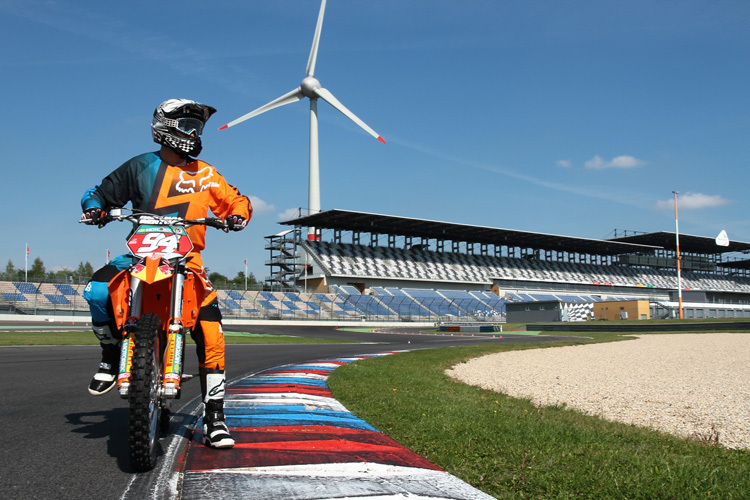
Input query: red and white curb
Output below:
<box><xmin>179</xmin><ymin>353</ymin><xmax>495</xmax><ymax>500</ymax></box>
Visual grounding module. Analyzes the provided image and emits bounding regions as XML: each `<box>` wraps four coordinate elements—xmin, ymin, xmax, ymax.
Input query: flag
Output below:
<box><xmin>26</xmin><ymin>244</ymin><xmax>29</xmax><ymax>257</ymax></box>
<box><xmin>244</xmin><ymin>259</ymin><xmax>247</xmax><ymax>267</ymax></box>
<box><xmin>107</xmin><ymin>250</ymin><xmax>111</xmax><ymax>263</ymax></box>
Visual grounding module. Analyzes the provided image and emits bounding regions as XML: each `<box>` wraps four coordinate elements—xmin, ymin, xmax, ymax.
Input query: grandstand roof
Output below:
<box><xmin>609</xmin><ymin>232</ymin><xmax>750</xmax><ymax>254</ymax></box>
<box><xmin>280</xmin><ymin>209</ymin><xmax>661</xmax><ymax>256</ymax></box>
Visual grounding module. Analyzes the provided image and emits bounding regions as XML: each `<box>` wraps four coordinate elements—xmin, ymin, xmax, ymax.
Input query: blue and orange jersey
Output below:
<box><xmin>81</xmin><ymin>151</ymin><xmax>252</xmax><ymax>256</ymax></box>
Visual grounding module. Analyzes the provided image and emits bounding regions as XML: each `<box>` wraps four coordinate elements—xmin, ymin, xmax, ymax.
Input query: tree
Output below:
<box><xmin>247</xmin><ymin>272</ymin><xmax>258</xmax><ymax>286</ymax></box>
<box><xmin>5</xmin><ymin>260</ymin><xmax>15</xmax><ymax>280</ymax></box>
<box><xmin>29</xmin><ymin>257</ymin><xmax>45</xmax><ymax>281</ymax></box>
<box><xmin>75</xmin><ymin>261</ymin><xmax>94</xmax><ymax>283</ymax></box>
<box><xmin>229</xmin><ymin>271</ymin><xmax>258</xmax><ymax>289</ymax></box>
<box><xmin>47</xmin><ymin>267</ymin><xmax>74</xmax><ymax>283</ymax></box>
<box><xmin>208</xmin><ymin>271</ymin><xmax>229</xmax><ymax>288</ymax></box>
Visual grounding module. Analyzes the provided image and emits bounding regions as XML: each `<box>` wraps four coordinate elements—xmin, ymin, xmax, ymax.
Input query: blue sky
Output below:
<box><xmin>1</xmin><ymin>0</ymin><xmax>748</xmax><ymax>281</ymax></box>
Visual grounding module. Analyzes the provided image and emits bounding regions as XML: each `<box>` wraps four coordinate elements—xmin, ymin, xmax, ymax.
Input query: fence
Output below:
<box><xmin>215</xmin><ymin>290</ymin><xmax>505</xmax><ymax>322</ymax></box>
<box><xmin>0</xmin><ymin>281</ymin><xmax>91</xmax><ymax>316</ymax></box>
<box><xmin>0</xmin><ymin>281</ymin><xmax>507</xmax><ymax>323</ymax></box>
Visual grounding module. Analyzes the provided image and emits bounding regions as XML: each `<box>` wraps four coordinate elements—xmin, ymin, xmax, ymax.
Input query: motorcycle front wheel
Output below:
<box><xmin>128</xmin><ymin>313</ymin><xmax>162</xmax><ymax>472</ymax></box>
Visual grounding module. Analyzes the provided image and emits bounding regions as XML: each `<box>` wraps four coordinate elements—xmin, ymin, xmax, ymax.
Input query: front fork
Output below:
<box><xmin>163</xmin><ymin>269</ymin><xmax>186</xmax><ymax>398</ymax></box>
<box><xmin>117</xmin><ymin>263</ymin><xmax>189</xmax><ymax>399</ymax></box>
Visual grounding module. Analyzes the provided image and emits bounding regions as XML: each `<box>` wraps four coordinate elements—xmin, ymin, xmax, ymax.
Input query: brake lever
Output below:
<box><xmin>188</xmin><ymin>217</ymin><xmax>229</xmax><ymax>232</ymax></box>
<box><xmin>78</xmin><ymin>214</ymin><xmax>111</xmax><ymax>228</ymax></box>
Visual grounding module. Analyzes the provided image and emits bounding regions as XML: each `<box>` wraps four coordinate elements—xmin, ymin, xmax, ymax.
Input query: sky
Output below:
<box><xmin>1</xmin><ymin>0</ymin><xmax>749</xmax><ymax>281</ymax></box>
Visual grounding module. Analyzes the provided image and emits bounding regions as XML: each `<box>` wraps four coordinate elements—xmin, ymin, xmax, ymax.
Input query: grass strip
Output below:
<box><xmin>328</xmin><ymin>333</ymin><xmax>750</xmax><ymax>499</ymax></box>
<box><xmin>0</xmin><ymin>331</ymin><xmax>102</xmax><ymax>345</ymax></box>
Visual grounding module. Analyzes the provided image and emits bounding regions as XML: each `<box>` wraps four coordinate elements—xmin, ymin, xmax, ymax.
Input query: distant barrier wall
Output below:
<box><xmin>438</xmin><ymin>324</ymin><xmax>502</xmax><ymax>333</ymax></box>
<box><xmin>533</xmin><ymin>322</ymin><xmax>750</xmax><ymax>333</ymax></box>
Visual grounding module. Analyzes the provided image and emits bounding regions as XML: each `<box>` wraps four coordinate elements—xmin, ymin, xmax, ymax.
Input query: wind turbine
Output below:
<box><xmin>219</xmin><ymin>0</ymin><xmax>385</xmax><ymax>240</ymax></box>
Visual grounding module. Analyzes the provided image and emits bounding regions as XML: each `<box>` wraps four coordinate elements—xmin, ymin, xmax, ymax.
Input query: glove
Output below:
<box><xmin>226</xmin><ymin>215</ymin><xmax>247</xmax><ymax>232</ymax></box>
<box><xmin>81</xmin><ymin>207</ymin><xmax>103</xmax><ymax>226</ymax></box>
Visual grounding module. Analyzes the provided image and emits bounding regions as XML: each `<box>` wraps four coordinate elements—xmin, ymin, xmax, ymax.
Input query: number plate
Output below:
<box><xmin>127</xmin><ymin>225</ymin><xmax>193</xmax><ymax>259</ymax></box>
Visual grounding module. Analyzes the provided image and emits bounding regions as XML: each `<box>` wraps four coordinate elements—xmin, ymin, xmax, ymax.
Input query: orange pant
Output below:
<box><xmin>191</xmin><ymin>297</ymin><xmax>226</xmax><ymax>372</ymax></box>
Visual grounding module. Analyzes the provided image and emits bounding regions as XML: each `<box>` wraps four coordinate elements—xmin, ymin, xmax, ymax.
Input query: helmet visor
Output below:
<box><xmin>174</xmin><ymin>117</ymin><xmax>204</xmax><ymax>137</ymax></box>
<box><xmin>156</xmin><ymin>113</ymin><xmax>205</xmax><ymax>137</ymax></box>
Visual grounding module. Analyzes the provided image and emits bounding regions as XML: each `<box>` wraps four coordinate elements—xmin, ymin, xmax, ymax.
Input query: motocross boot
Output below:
<box><xmin>203</xmin><ymin>399</ymin><xmax>235</xmax><ymax>449</ymax></box>
<box><xmin>88</xmin><ymin>343</ymin><xmax>120</xmax><ymax>395</ymax></box>
<box><xmin>88</xmin><ymin>324</ymin><xmax>120</xmax><ymax>396</ymax></box>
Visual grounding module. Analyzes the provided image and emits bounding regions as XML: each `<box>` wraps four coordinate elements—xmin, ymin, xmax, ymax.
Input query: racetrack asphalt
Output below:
<box><xmin>0</xmin><ymin>323</ymin><xmax>573</xmax><ymax>499</ymax></box>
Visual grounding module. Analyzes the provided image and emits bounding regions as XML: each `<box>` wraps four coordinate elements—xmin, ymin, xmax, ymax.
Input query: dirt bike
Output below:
<box><xmin>83</xmin><ymin>208</ymin><xmax>228</xmax><ymax>472</ymax></box>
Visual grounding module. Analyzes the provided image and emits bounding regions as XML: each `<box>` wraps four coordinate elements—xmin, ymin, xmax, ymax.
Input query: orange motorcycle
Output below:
<box><xmin>90</xmin><ymin>208</ymin><xmax>227</xmax><ymax>471</ymax></box>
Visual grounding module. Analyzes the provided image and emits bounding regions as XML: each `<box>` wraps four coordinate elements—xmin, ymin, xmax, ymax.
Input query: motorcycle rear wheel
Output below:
<box><xmin>128</xmin><ymin>313</ymin><xmax>162</xmax><ymax>472</ymax></box>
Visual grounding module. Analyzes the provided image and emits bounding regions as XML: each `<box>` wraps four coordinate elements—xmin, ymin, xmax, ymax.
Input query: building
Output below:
<box><xmin>593</xmin><ymin>300</ymin><xmax>650</xmax><ymax>321</ymax></box>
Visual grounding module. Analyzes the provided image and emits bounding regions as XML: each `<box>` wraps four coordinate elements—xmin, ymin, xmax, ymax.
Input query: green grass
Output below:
<box><xmin>328</xmin><ymin>332</ymin><xmax>750</xmax><ymax>499</ymax></box>
<box><xmin>0</xmin><ymin>331</ymin><xmax>104</xmax><ymax>345</ymax></box>
<box><xmin>0</xmin><ymin>330</ymin><xmax>348</xmax><ymax>345</ymax></box>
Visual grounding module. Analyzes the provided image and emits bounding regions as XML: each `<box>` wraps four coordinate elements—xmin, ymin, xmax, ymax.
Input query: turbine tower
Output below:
<box><xmin>219</xmin><ymin>0</ymin><xmax>385</xmax><ymax>240</ymax></box>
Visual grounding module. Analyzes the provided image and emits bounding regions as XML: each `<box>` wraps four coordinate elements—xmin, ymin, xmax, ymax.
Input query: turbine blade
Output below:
<box><xmin>219</xmin><ymin>88</ymin><xmax>304</xmax><ymax>130</ymax></box>
<box><xmin>306</xmin><ymin>0</ymin><xmax>327</xmax><ymax>77</ymax></box>
<box><xmin>314</xmin><ymin>87</ymin><xmax>386</xmax><ymax>144</ymax></box>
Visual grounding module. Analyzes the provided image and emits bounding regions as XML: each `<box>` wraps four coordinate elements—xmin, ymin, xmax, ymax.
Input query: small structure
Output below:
<box><xmin>506</xmin><ymin>300</ymin><xmax>593</xmax><ymax>323</ymax></box>
<box><xmin>593</xmin><ymin>300</ymin><xmax>650</xmax><ymax>321</ymax></box>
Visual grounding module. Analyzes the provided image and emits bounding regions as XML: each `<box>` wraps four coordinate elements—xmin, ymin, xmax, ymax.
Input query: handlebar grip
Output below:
<box><xmin>79</xmin><ymin>213</ymin><xmax>111</xmax><ymax>227</ymax></box>
<box><xmin>205</xmin><ymin>218</ymin><xmax>229</xmax><ymax>231</ymax></box>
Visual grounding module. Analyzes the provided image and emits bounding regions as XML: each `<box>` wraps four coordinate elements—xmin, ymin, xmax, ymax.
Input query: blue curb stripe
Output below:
<box><xmin>234</xmin><ymin>377</ymin><xmax>329</xmax><ymax>387</ymax></box>
<box><xmin>228</xmin><ymin>414</ymin><xmax>378</xmax><ymax>431</ymax></box>
<box><xmin>268</xmin><ymin>364</ymin><xmax>338</xmax><ymax>371</ymax></box>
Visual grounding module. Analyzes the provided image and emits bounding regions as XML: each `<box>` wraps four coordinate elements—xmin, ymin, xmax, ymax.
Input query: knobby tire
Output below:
<box><xmin>128</xmin><ymin>313</ymin><xmax>162</xmax><ymax>472</ymax></box>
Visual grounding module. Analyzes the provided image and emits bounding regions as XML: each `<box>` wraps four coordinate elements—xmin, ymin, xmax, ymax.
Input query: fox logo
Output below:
<box><xmin>175</xmin><ymin>166</ymin><xmax>220</xmax><ymax>194</ymax></box>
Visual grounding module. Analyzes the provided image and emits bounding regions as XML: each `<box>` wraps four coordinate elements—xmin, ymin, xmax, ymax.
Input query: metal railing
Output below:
<box><xmin>216</xmin><ymin>291</ymin><xmax>506</xmax><ymax>323</ymax></box>
<box><xmin>0</xmin><ymin>281</ymin><xmax>91</xmax><ymax>316</ymax></box>
<box><xmin>0</xmin><ymin>280</ymin><xmax>507</xmax><ymax>323</ymax></box>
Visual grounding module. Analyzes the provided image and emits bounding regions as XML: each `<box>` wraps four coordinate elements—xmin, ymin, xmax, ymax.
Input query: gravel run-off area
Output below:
<box><xmin>446</xmin><ymin>334</ymin><xmax>750</xmax><ymax>450</ymax></box>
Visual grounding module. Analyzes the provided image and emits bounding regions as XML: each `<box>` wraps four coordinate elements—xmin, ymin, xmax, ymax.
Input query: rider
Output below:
<box><xmin>80</xmin><ymin>99</ymin><xmax>252</xmax><ymax>449</ymax></box>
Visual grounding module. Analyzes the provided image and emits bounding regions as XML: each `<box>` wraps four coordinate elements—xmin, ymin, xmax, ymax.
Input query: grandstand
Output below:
<box><xmin>0</xmin><ymin>281</ymin><xmax>91</xmax><ymax>316</ymax></box>
<box><xmin>267</xmin><ymin>209</ymin><xmax>750</xmax><ymax>321</ymax></box>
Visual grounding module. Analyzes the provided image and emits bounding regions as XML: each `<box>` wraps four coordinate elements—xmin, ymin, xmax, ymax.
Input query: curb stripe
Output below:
<box><xmin>181</xmin><ymin>353</ymin><xmax>495</xmax><ymax>500</ymax></box>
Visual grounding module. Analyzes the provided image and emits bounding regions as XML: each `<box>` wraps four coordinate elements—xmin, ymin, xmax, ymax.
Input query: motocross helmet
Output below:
<box><xmin>151</xmin><ymin>99</ymin><xmax>217</xmax><ymax>158</ymax></box>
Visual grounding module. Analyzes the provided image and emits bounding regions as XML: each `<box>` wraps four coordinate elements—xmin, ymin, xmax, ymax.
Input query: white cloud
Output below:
<box><xmin>248</xmin><ymin>195</ymin><xmax>275</xmax><ymax>214</ymax></box>
<box><xmin>585</xmin><ymin>155</ymin><xmax>644</xmax><ymax>169</ymax></box>
<box><xmin>609</xmin><ymin>155</ymin><xmax>644</xmax><ymax>168</ymax></box>
<box><xmin>277</xmin><ymin>207</ymin><xmax>304</xmax><ymax>220</ymax></box>
<box><xmin>556</xmin><ymin>159</ymin><xmax>572</xmax><ymax>168</ymax></box>
<box><xmin>584</xmin><ymin>155</ymin><xmax>606</xmax><ymax>169</ymax></box>
<box><xmin>654</xmin><ymin>192</ymin><xmax>730</xmax><ymax>210</ymax></box>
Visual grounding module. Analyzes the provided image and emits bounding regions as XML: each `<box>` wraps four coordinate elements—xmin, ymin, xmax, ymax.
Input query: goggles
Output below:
<box><xmin>157</xmin><ymin>113</ymin><xmax>205</xmax><ymax>137</ymax></box>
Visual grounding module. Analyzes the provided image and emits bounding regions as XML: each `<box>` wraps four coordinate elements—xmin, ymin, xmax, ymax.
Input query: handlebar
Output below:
<box><xmin>80</xmin><ymin>208</ymin><xmax>230</xmax><ymax>231</ymax></box>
